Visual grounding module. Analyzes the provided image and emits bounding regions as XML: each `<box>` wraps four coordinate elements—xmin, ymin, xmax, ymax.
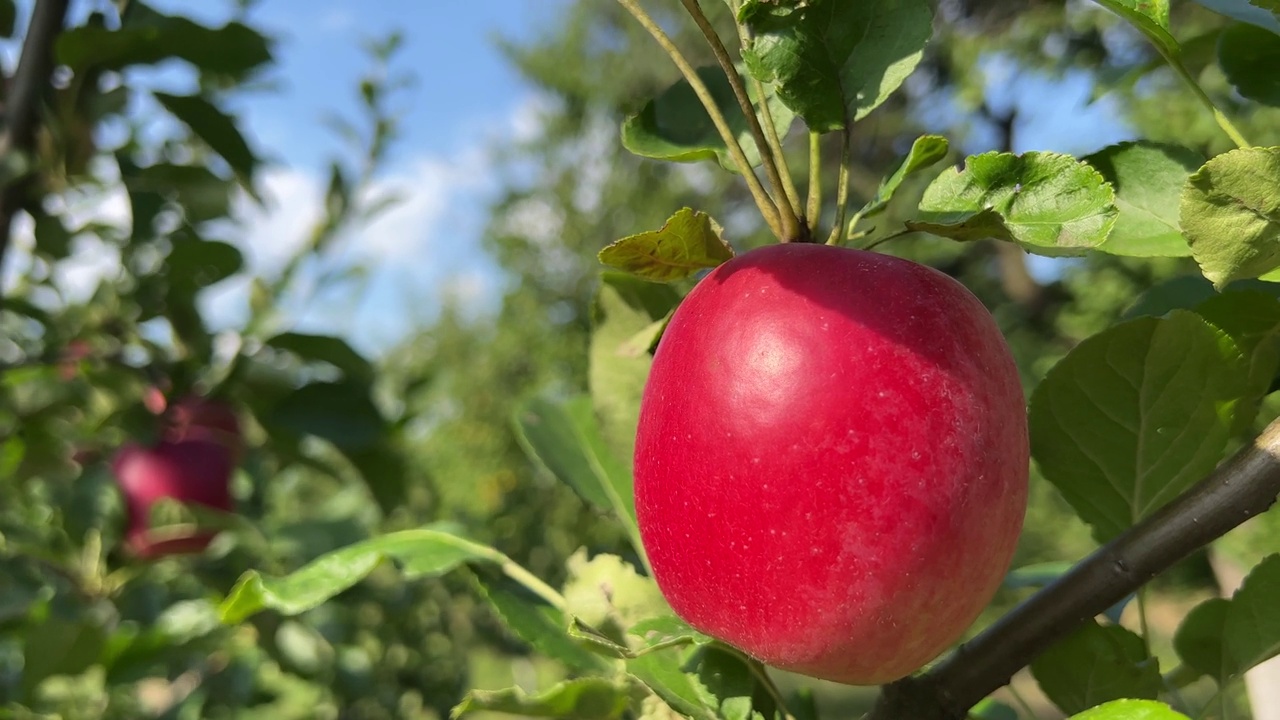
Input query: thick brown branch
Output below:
<box><xmin>0</xmin><ymin>0</ymin><xmax>72</xmax><ymax>302</ymax></box>
<box><xmin>869</xmin><ymin>418</ymin><xmax>1280</xmax><ymax>720</ymax></box>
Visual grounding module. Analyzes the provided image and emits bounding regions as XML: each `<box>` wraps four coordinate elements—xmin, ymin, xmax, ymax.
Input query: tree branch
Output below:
<box><xmin>869</xmin><ymin>417</ymin><xmax>1280</xmax><ymax>720</ymax></box>
<box><xmin>0</xmin><ymin>0</ymin><xmax>72</xmax><ymax>302</ymax></box>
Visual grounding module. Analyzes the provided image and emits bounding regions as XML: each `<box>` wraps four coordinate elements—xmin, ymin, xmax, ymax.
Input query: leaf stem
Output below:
<box><xmin>677</xmin><ymin>0</ymin><xmax>800</xmax><ymax>240</ymax></box>
<box><xmin>806</xmin><ymin>132</ymin><xmax>822</xmax><ymax>234</ymax></box>
<box><xmin>824</xmin><ymin>127</ymin><xmax>851</xmax><ymax>246</ymax></box>
<box><xmin>616</xmin><ymin>0</ymin><xmax>783</xmax><ymax>240</ymax></box>
<box><xmin>1135</xmin><ymin>586</ymin><xmax>1152</xmax><ymax>654</ymax></box>
<box><xmin>501</xmin><ymin>558</ymin><xmax>570</xmax><ymax>613</ymax></box>
<box><xmin>754</xmin><ymin>77</ymin><xmax>800</xmax><ymax>209</ymax></box>
<box><xmin>1006</xmin><ymin>682</ymin><xmax>1041</xmax><ymax>720</ymax></box>
<box><xmin>1147</xmin><ymin>38</ymin><xmax>1249</xmax><ymax>148</ymax></box>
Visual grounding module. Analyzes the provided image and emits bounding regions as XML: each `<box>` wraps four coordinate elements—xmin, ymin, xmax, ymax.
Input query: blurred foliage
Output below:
<box><xmin>2</xmin><ymin>0</ymin><xmax>1279</xmax><ymax>717</ymax></box>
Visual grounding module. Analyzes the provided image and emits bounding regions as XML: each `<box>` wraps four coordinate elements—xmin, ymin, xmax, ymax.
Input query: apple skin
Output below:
<box><xmin>634</xmin><ymin>243</ymin><xmax>1028</xmax><ymax>685</ymax></box>
<box><xmin>113</xmin><ymin>440</ymin><xmax>236</xmax><ymax>557</ymax></box>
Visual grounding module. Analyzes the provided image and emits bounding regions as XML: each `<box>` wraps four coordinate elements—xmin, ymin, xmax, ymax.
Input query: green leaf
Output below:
<box><xmin>1029</xmin><ymin>311</ymin><xmax>1247</xmax><ymax>542</ymax></box>
<box><xmin>1223</xmin><ymin>553</ymin><xmax>1280</xmax><ymax>675</ymax></box>
<box><xmin>1030</xmin><ymin>620</ymin><xmax>1162</xmax><ymax>715</ymax></box>
<box><xmin>849</xmin><ymin>134</ymin><xmax>950</xmax><ymax>232</ymax></box>
<box><xmin>628</xmin><ymin>616</ymin><xmax>713</xmax><ymax>651</ymax></box>
<box><xmin>339</xmin><ymin>440</ymin><xmax>409</xmax><ymax>517</ymax></box>
<box><xmin>628</xmin><ymin>645</ymin><xmax>782</xmax><ymax>720</ymax></box>
<box><xmin>20</xmin><ymin>613</ymin><xmax>108</xmax><ymax>698</ymax></box>
<box><xmin>1181</xmin><ymin>146</ymin><xmax>1280</xmax><ymax>288</ymax></box>
<box><xmin>599</xmin><ymin>208</ymin><xmax>734</xmax><ymax>282</ymax></box>
<box><xmin>474</xmin><ymin>570</ymin><xmax>612</xmax><ymax>674</ymax></box>
<box><xmin>264</xmin><ymin>380</ymin><xmax>385</xmax><ymax>451</ymax></box>
<box><xmin>56</xmin><ymin>6</ymin><xmax>273</xmax><ymax>79</ymax></box>
<box><xmin>513</xmin><ymin>395</ymin><xmax>643</xmax><ymax>556</ymax></box>
<box><xmin>1122</xmin><ymin>275</ymin><xmax>1280</xmax><ymax>319</ymax></box>
<box><xmin>562</xmin><ymin>551</ymin><xmax>669</xmax><ymax>648</ymax></box>
<box><xmin>908</xmin><ymin>151</ymin><xmax>1118</xmax><ymax>255</ymax></box>
<box><xmin>218</xmin><ymin>526</ymin><xmax>504</xmax><ymax>624</ymax></box>
<box><xmin>264</xmin><ymin>332</ymin><xmax>374</xmax><ymax>382</ymax></box>
<box><xmin>740</xmin><ymin>0</ymin><xmax>932</xmax><ymax>131</ymax></box>
<box><xmin>1083</xmin><ymin>141</ymin><xmax>1203</xmax><ymax>257</ymax></box>
<box><xmin>1193</xmin><ymin>290</ymin><xmax>1280</xmax><ymax>432</ymax></box>
<box><xmin>589</xmin><ymin>273</ymin><xmax>682</xmax><ymax>463</ymax></box>
<box><xmin>1219</xmin><ymin>23</ymin><xmax>1280</xmax><ymax>106</ymax></box>
<box><xmin>1092</xmin><ymin>0</ymin><xmax>1178</xmax><ymax>55</ymax></box>
<box><xmin>1067</xmin><ymin>700</ymin><xmax>1191</xmax><ymax>720</ymax></box>
<box><xmin>1173</xmin><ymin>597</ymin><xmax>1231</xmax><ymax>679</ymax></box>
<box><xmin>155</xmin><ymin>92</ymin><xmax>259</xmax><ymax>186</ymax></box>
<box><xmin>620</xmin><ymin>67</ymin><xmax>794</xmax><ymax>174</ymax></box>
<box><xmin>1191</xmin><ymin>0</ymin><xmax>1280</xmax><ymax>36</ymax></box>
<box><xmin>452</xmin><ymin>679</ymin><xmax>632</xmax><ymax>720</ymax></box>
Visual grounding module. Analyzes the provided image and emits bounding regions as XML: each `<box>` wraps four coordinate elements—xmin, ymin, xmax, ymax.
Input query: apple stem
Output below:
<box><xmin>868</xmin><ymin>416</ymin><xmax>1280</xmax><ymax>720</ymax></box>
<box><xmin>615</xmin><ymin>0</ymin><xmax>786</xmax><ymax>241</ymax></box>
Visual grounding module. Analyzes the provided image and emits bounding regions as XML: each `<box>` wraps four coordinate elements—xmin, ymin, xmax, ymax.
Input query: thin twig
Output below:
<box><xmin>616</xmin><ymin>0</ymin><xmax>783</xmax><ymax>239</ymax></box>
<box><xmin>678</xmin><ymin>0</ymin><xmax>800</xmax><ymax>241</ymax></box>
<box><xmin>869</xmin><ymin>417</ymin><xmax>1280</xmax><ymax>720</ymax></box>
<box><xmin>0</xmin><ymin>0</ymin><xmax>72</xmax><ymax>305</ymax></box>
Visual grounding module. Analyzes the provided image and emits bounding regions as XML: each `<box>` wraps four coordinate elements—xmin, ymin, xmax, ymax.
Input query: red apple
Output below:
<box><xmin>634</xmin><ymin>243</ymin><xmax>1028</xmax><ymax>685</ymax></box>
<box><xmin>165</xmin><ymin>395</ymin><xmax>243</xmax><ymax>459</ymax></box>
<box><xmin>112</xmin><ymin>438</ymin><xmax>236</xmax><ymax>558</ymax></box>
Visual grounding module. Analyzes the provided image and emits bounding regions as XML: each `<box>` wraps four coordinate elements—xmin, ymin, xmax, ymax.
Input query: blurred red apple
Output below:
<box><xmin>634</xmin><ymin>243</ymin><xmax>1028</xmax><ymax>685</ymax></box>
<box><xmin>165</xmin><ymin>395</ymin><xmax>243</xmax><ymax>459</ymax></box>
<box><xmin>112</xmin><ymin>434</ymin><xmax>238</xmax><ymax>558</ymax></box>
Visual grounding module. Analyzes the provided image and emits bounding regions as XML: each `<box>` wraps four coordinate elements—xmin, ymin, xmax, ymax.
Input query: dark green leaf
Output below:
<box><xmin>155</xmin><ymin>92</ymin><xmax>259</xmax><ymax>185</ymax></box>
<box><xmin>1029</xmin><ymin>311</ymin><xmax>1247</xmax><ymax>541</ymax></box>
<box><xmin>56</xmin><ymin>7</ymin><xmax>272</xmax><ymax>79</ymax></box>
<box><xmin>1030</xmin><ymin>620</ymin><xmax>1162</xmax><ymax>715</ymax></box>
<box><xmin>1194</xmin><ymin>291</ymin><xmax>1280</xmax><ymax>432</ymax></box>
<box><xmin>628</xmin><ymin>647</ymin><xmax>717</xmax><ymax>720</ymax></box>
<box><xmin>219</xmin><ymin>526</ymin><xmax>506</xmax><ymax>623</ymax></box>
<box><xmin>599</xmin><ymin>208</ymin><xmax>733</xmax><ymax>282</ymax></box>
<box><xmin>452</xmin><ymin>679</ymin><xmax>632</xmax><ymax>720</ymax></box>
<box><xmin>909</xmin><ymin>151</ymin><xmax>1118</xmax><ymax>255</ymax></box>
<box><xmin>1181</xmin><ymin>146</ymin><xmax>1280</xmax><ymax>287</ymax></box>
<box><xmin>513</xmin><ymin>395</ymin><xmax>642</xmax><ymax>555</ymax></box>
<box><xmin>125</xmin><ymin>163</ymin><xmax>235</xmax><ymax>222</ymax></box>
<box><xmin>338</xmin><ymin>440</ymin><xmax>408</xmax><ymax>516</ymax></box>
<box><xmin>740</xmin><ymin>0</ymin><xmax>932</xmax><ymax>131</ymax></box>
<box><xmin>1067</xmin><ymin>700</ymin><xmax>1191</xmax><ymax>720</ymax></box>
<box><xmin>1223</xmin><ymin>553</ymin><xmax>1280</xmax><ymax>675</ymax></box>
<box><xmin>167</xmin><ymin>237</ymin><xmax>243</xmax><ymax>292</ymax></box>
<box><xmin>1084</xmin><ymin>141</ymin><xmax>1203</xmax><ymax>257</ymax></box>
<box><xmin>589</xmin><ymin>273</ymin><xmax>682</xmax><ymax>462</ymax></box>
<box><xmin>264</xmin><ymin>380</ymin><xmax>385</xmax><ymax>451</ymax></box>
<box><xmin>264</xmin><ymin>332</ymin><xmax>374</xmax><ymax>382</ymax></box>
<box><xmin>1122</xmin><ymin>275</ymin><xmax>1280</xmax><ymax>319</ymax></box>
<box><xmin>0</xmin><ymin>0</ymin><xmax>14</xmax><ymax>38</ymax></box>
<box><xmin>474</xmin><ymin>570</ymin><xmax>612</xmax><ymax>674</ymax></box>
<box><xmin>1219</xmin><ymin>23</ymin><xmax>1280</xmax><ymax>105</ymax></box>
<box><xmin>1173</xmin><ymin>597</ymin><xmax>1231</xmax><ymax>679</ymax></box>
<box><xmin>32</xmin><ymin>213</ymin><xmax>72</xmax><ymax>261</ymax></box>
<box><xmin>620</xmin><ymin>67</ymin><xmax>794</xmax><ymax>174</ymax></box>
